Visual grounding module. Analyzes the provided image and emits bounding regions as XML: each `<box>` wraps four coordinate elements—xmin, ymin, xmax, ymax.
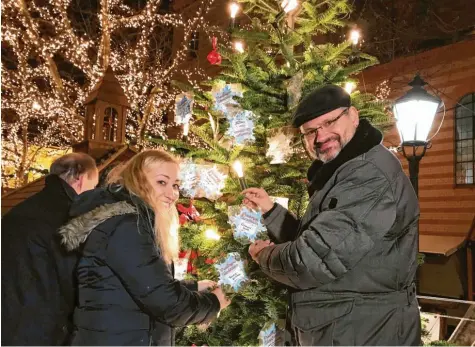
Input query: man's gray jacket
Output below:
<box><xmin>258</xmin><ymin>143</ymin><xmax>421</xmax><ymax>346</ymax></box>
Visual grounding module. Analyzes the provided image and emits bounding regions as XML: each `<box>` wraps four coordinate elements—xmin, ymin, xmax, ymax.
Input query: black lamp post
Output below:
<box><xmin>394</xmin><ymin>74</ymin><xmax>443</xmax><ymax>196</ymax></box>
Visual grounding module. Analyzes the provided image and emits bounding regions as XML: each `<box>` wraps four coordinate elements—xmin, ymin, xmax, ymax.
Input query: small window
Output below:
<box><xmin>188</xmin><ymin>32</ymin><xmax>199</xmax><ymax>59</ymax></box>
<box><xmin>455</xmin><ymin>93</ymin><xmax>475</xmax><ymax>185</ymax></box>
<box><xmin>103</xmin><ymin>107</ymin><xmax>118</xmax><ymax>141</ymax></box>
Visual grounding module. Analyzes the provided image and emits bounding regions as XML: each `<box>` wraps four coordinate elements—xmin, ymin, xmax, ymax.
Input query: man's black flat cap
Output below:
<box><xmin>292</xmin><ymin>85</ymin><xmax>351</xmax><ymax>127</ymax></box>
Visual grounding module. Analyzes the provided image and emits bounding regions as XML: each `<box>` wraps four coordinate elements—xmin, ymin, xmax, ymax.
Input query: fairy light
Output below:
<box><xmin>349</xmin><ymin>28</ymin><xmax>361</xmax><ymax>45</ymax></box>
<box><xmin>234</xmin><ymin>41</ymin><xmax>245</xmax><ymax>53</ymax></box>
<box><xmin>344</xmin><ymin>82</ymin><xmax>356</xmax><ymax>94</ymax></box>
<box><xmin>232</xmin><ymin>161</ymin><xmax>247</xmax><ymax>190</ymax></box>
<box><xmin>205</xmin><ymin>228</ymin><xmax>221</xmax><ymax>241</ymax></box>
<box><xmin>230</xmin><ymin>2</ymin><xmax>240</xmax><ymax>18</ymax></box>
<box><xmin>2</xmin><ymin>0</ymin><xmax>221</xmax><ymax>184</ymax></box>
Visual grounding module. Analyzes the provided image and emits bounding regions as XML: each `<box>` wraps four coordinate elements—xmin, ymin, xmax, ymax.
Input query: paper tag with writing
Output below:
<box><xmin>174</xmin><ymin>93</ymin><xmax>193</xmax><ymax>125</ymax></box>
<box><xmin>198</xmin><ymin>165</ymin><xmax>227</xmax><ymax>201</ymax></box>
<box><xmin>258</xmin><ymin>321</ymin><xmax>284</xmax><ymax>347</ymax></box>
<box><xmin>212</xmin><ymin>83</ymin><xmax>243</xmax><ymax>116</ymax></box>
<box><xmin>228</xmin><ymin>206</ymin><xmax>267</xmax><ymax>244</ymax></box>
<box><xmin>214</xmin><ymin>252</ymin><xmax>248</xmax><ymax>291</ymax></box>
<box><xmin>174</xmin><ymin>257</ymin><xmax>189</xmax><ymax>280</ymax></box>
<box><xmin>225</xmin><ymin>110</ymin><xmax>255</xmax><ymax>146</ymax></box>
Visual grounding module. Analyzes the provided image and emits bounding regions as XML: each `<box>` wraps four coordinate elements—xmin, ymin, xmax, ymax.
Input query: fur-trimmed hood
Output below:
<box><xmin>59</xmin><ymin>187</ymin><xmax>138</xmax><ymax>251</ymax></box>
<box><xmin>59</xmin><ymin>201</ymin><xmax>136</xmax><ymax>251</ymax></box>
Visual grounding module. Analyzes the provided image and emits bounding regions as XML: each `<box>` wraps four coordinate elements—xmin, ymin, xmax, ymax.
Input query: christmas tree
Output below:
<box><xmin>154</xmin><ymin>0</ymin><xmax>388</xmax><ymax>345</ymax></box>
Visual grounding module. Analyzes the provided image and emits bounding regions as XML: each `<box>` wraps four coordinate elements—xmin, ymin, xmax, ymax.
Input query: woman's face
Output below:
<box><xmin>144</xmin><ymin>161</ymin><xmax>180</xmax><ymax>208</ymax></box>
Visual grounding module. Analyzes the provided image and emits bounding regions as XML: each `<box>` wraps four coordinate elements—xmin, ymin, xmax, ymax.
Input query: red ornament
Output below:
<box><xmin>205</xmin><ymin>258</ymin><xmax>215</xmax><ymax>265</ymax></box>
<box><xmin>177</xmin><ymin>200</ymin><xmax>201</xmax><ymax>225</ymax></box>
<box><xmin>207</xmin><ymin>37</ymin><xmax>222</xmax><ymax>65</ymax></box>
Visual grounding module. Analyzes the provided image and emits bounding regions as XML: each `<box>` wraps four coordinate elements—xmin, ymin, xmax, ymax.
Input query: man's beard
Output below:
<box><xmin>314</xmin><ymin>135</ymin><xmax>346</xmax><ymax>163</ymax></box>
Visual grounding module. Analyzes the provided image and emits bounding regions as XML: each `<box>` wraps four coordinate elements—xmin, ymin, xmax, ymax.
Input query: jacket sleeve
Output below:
<box><xmin>257</xmin><ymin>160</ymin><xmax>397</xmax><ymax>290</ymax></box>
<box><xmin>263</xmin><ymin>203</ymin><xmax>300</xmax><ymax>243</ymax></box>
<box><xmin>105</xmin><ymin>216</ymin><xmax>220</xmax><ymax>327</ymax></box>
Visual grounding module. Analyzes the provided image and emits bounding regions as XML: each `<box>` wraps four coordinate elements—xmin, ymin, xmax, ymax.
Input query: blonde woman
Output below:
<box><xmin>60</xmin><ymin>150</ymin><xmax>230</xmax><ymax>346</ymax></box>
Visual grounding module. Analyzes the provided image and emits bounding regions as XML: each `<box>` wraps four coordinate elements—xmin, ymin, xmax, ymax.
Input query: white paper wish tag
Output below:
<box><xmin>228</xmin><ymin>206</ymin><xmax>267</xmax><ymax>244</ymax></box>
<box><xmin>258</xmin><ymin>321</ymin><xmax>285</xmax><ymax>347</ymax></box>
<box><xmin>198</xmin><ymin>165</ymin><xmax>227</xmax><ymax>201</ymax></box>
<box><xmin>174</xmin><ymin>257</ymin><xmax>188</xmax><ymax>280</ymax></box>
<box><xmin>225</xmin><ymin>110</ymin><xmax>255</xmax><ymax>146</ymax></box>
<box><xmin>179</xmin><ymin>160</ymin><xmax>199</xmax><ymax>198</ymax></box>
<box><xmin>174</xmin><ymin>93</ymin><xmax>194</xmax><ymax>125</ymax></box>
<box><xmin>178</xmin><ymin>161</ymin><xmax>228</xmax><ymax>201</ymax></box>
<box><xmin>212</xmin><ymin>83</ymin><xmax>243</xmax><ymax>116</ymax></box>
<box><xmin>214</xmin><ymin>252</ymin><xmax>248</xmax><ymax>292</ymax></box>
<box><xmin>266</xmin><ymin>127</ymin><xmax>296</xmax><ymax>164</ymax></box>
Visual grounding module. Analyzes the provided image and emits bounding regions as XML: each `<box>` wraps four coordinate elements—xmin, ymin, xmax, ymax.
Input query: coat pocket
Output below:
<box><xmin>291</xmin><ymin>298</ymin><xmax>354</xmax><ymax>346</ymax></box>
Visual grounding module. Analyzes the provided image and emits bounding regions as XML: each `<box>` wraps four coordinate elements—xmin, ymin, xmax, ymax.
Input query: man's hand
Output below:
<box><xmin>242</xmin><ymin>188</ymin><xmax>274</xmax><ymax>213</ymax></box>
<box><xmin>249</xmin><ymin>239</ymin><xmax>274</xmax><ymax>263</ymax></box>
<box><xmin>198</xmin><ymin>280</ymin><xmax>217</xmax><ymax>292</ymax></box>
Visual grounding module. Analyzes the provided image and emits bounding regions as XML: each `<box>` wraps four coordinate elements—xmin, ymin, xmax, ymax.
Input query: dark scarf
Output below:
<box><xmin>307</xmin><ymin>118</ymin><xmax>383</xmax><ymax>197</ymax></box>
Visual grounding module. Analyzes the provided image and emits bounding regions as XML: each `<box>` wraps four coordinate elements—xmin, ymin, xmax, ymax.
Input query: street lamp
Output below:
<box><xmin>394</xmin><ymin>74</ymin><xmax>442</xmax><ymax>196</ymax></box>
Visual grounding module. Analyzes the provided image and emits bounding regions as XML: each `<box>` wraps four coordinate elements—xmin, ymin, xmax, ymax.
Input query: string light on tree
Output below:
<box><xmin>349</xmin><ymin>27</ymin><xmax>361</xmax><ymax>46</ymax></box>
<box><xmin>229</xmin><ymin>2</ymin><xmax>240</xmax><ymax>28</ymax></box>
<box><xmin>232</xmin><ymin>160</ymin><xmax>247</xmax><ymax>190</ymax></box>
<box><xmin>234</xmin><ymin>41</ymin><xmax>245</xmax><ymax>53</ymax></box>
<box><xmin>32</xmin><ymin>102</ymin><xmax>41</xmax><ymax>111</ymax></box>
<box><xmin>205</xmin><ymin>228</ymin><xmax>221</xmax><ymax>241</ymax></box>
<box><xmin>344</xmin><ymin>82</ymin><xmax>356</xmax><ymax>94</ymax></box>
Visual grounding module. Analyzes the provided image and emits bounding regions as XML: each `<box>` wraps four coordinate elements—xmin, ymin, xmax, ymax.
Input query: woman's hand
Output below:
<box><xmin>197</xmin><ymin>280</ymin><xmax>217</xmax><ymax>292</ymax></box>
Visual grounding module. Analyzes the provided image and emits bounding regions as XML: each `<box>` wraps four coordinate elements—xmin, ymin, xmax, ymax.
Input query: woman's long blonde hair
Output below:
<box><xmin>108</xmin><ymin>150</ymin><xmax>180</xmax><ymax>263</ymax></box>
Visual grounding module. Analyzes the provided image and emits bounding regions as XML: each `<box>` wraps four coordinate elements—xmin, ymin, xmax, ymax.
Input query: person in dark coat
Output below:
<box><xmin>244</xmin><ymin>85</ymin><xmax>421</xmax><ymax>346</ymax></box>
<box><xmin>58</xmin><ymin>150</ymin><xmax>229</xmax><ymax>346</ymax></box>
<box><xmin>2</xmin><ymin>153</ymin><xmax>99</xmax><ymax>345</ymax></box>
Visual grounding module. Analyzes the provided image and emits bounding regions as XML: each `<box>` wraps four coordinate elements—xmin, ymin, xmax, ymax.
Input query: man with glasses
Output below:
<box><xmin>243</xmin><ymin>85</ymin><xmax>421</xmax><ymax>346</ymax></box>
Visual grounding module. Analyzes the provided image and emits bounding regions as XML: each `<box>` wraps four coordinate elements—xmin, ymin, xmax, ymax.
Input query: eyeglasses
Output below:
<box><xmin>300</xmin><ymin>108</ymin><xmax>349</xmax><ymax>146</ymax></box>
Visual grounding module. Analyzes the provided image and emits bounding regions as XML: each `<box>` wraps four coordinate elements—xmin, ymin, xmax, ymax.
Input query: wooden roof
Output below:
<box><xmin>84</xmin><ymin>66</ymin><xmax>130</xmax><ymax>107</ymax></box>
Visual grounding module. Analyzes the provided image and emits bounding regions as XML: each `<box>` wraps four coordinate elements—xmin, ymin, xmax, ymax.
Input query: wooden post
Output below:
<box><xmin>467</xmin><ymin>216</ymin><xmax>475</xmax><ymax>301</ymax></box>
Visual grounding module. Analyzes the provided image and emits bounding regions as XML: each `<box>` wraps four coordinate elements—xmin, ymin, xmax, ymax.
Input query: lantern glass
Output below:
<box><xmin>394</xmin><ymin>99</ymin><xmax>439</xmax><ymax>143</ymax></box>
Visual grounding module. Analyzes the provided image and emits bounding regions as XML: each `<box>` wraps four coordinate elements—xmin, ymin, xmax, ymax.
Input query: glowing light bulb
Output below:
<box><xmin>32</xmin><ymin>101</ymin><xmax>41</xmax><ymax>110</ymax></box>
<box><xmin>344</xmin><ymin>82</ymin><xmax>356</xmax><ymax>94</ymax></box>
<box><xmin>281</xmin><ymin>0</ymin><xmax>298</xmax><ymax>13</ymax></box>
<box><xmin>205</xmin><ymin>228</ymin><xmax>221</xmax><ymax>240</ymax></box>
<box><xmin>234</xmin><ymin>41</ymin><xmax>244</xmax><ymax>53</ymax></box>
<box><xmin>230</xmin><ymin>2</ymin><xmax>240</xmax><ymax>19</ymax></box>
<box><xmin>232</xmin><ymin>161</ymin><xmax>244</xmax><ymax>177</ymax></box>
<box><xmin>349</xmin><ymin>28</ymin><xmax>360</xmax><ymax>45</ymax></box>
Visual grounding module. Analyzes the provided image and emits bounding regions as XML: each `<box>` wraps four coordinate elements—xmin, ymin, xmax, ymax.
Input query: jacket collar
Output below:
<box><xmin>45</xmin><ymin>174</ymin><xmax>78</xmax><ymax>201</ymax></box>
<box><xmin>306</xmin><ymin>118</ymin><xmax>383</xmax><ymax>197</ymax></box>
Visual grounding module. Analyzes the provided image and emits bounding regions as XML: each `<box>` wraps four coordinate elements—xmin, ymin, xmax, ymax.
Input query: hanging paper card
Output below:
<box><xmin>258</xmin><ymin>321</ymin><xmax>285</xmax><ymax>347</ymax></box>
<box><xmin>266</xmin><ymin>127</ymin><xmax>296</xmax><ymax>164</ymax></box>
<box><xmin>286</xmin><ymin>70</ymin><xmax>304</xmax><ymax>109</ymax></box>
<box><xmin>228</xmin><ymin>206</ymin><xmax>267</xmax><ymax>244</ymax></box>
<box><xmin>174</xmin><ymin>93</ymin><xmax>194</xmax><ymax>125</ymax></box>
<box><xmin>270</xmin><ymin>196</ymin><xmax>289</xmax><ymax>210</ymax></box>
<box><xmin>226</xmin><ymin>110</ymin><xmax>255</xmax><ymax>146</ymax></box>
<box><xmin>179</xmin><ymin>160</ymin><xmax>199</xmax><ymax>198</ymax></box>
<box><xmin>179</xmin><ymin>161</ymin><xmax>228</xmax><ymax>201</ymax></box>
<box><xmin>197</xmin><ymin>165</ymin><xmax>228</xmax><ymax>201</ymax></box>
<box><xmin>212</xmin><ymin>83</ymin><xmax>243</xmax><ymax>115</ymax></box>
<box><xmin>214</xmin><ymin>252</ymin><xmax>248</xmax><ymax>291</ymax></box>
<box><xmin>174</xmin><ymin>257</ymin><xmax>189</xmax><ymax>280</ymax></box>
